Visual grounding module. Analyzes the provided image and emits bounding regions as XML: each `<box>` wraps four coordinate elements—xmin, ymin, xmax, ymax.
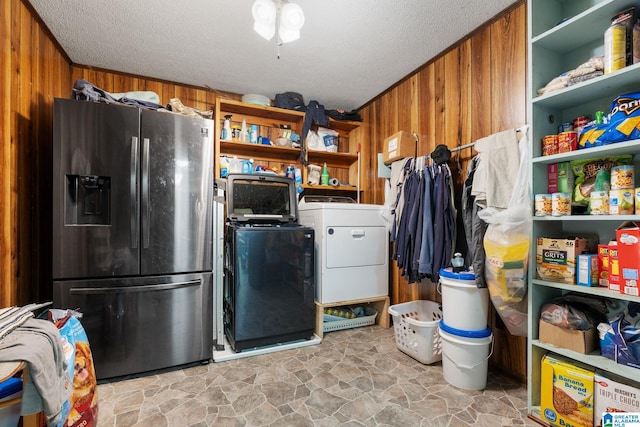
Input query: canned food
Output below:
<box><xmin>558</xmin><ymin>122</ymin><xmax>573</xmax><ymax>133</ymax></box>
<box><xmin>557</xmin><ymin>131</ymin><xmax>578</xmax><ymax>153</ymax></box>
<box><xmin>611</xmin><ymin>165</ymin><xmax>634</xmax><ymax>189</ymax></box>
<box><xmin>605</xmin><ymin>23</ymin><xmax>626</xmax><ymax>74</ymax></box>
<box><xmin>636</xmin><ymin>187</ymin><xmax>640</xmax><ymax>212</ymax></box>
<box><xmin>535</xmin><ymin>194</ymin><xmax>552</xmax><ymax>216</ymax></box>
<box><xmin>542</xmin><ymin>135</ymin><xmax>558</xmax><ymax>156</ymax></box>
<box><xmin>573</xmin><ymin>116</ymin><xmax>590</xmax><ymax>135</ymax></box>
<box><xmin>609</xmin><ymin>189</ymin><xmax>635</xmax><ymax>215</ymax></box>
<box><xmin>590</xmin><ymin>191</ymin><xmax>609</xmax><ymax>215</ymax></box>
<box><xmin>552</xmin><ymin>192</ymin><xmax>571</xmax><ymax>216</ymax></box>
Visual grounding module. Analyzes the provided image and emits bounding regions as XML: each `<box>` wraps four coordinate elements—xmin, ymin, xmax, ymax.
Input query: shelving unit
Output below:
<box><xmin>314</xmin><ymin>296</ymin><xmax>390</xmax><ymax>339</ymax></box>
<box><xmin>527</xmin><ymin>1</ymin><xmax>640</xmax><ymax>424</ymax></box>
<box><xmin>214</xmin><ymin>98</ymin><xmax>362</xmax><ymax>196</ymax></box>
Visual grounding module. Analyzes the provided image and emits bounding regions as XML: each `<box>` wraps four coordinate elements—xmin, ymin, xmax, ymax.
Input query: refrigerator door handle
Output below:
<box><xmin>69</xmin><ymin>280</ymin><xmax>201</xmax><ymax>294</ymax></box>
<box><xmin>142</xmin><ymin>137</ymin><xmax>150</xmax><ymax>248</ymax></box>
<box><xmin>131</xmin><ymin>136</ymin><xmax>139</xmax><ymax>248</ymax></box>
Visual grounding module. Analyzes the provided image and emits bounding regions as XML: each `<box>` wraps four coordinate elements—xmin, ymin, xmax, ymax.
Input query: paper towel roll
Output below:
<box><xmin>329</xmin><ymin>178</ymin><xmax>340</xmax><ymax>187</ymax></box>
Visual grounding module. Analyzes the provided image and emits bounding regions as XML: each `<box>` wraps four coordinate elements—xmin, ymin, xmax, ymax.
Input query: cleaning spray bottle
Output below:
<box><xmin>321</xmin><ymin>162</ymin><xmax>330</xmax><ymax>185</ymax></box>
<box><xmin>221</xmin><ymin>115</ymin><xmax>232</xmax><ymax>141</ymax></box>
<box><xmin>240</xmin><ymin>118</ymin><xmax>248</xmax><ymax>143</ymax></box>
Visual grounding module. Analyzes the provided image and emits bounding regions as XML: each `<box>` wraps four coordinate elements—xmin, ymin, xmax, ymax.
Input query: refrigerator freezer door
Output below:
<box><xmin>53</xmin><ymin>99</ymin><xmax>141</xmax><ymax>279</ymax></box>
<box><xmin>53</xmin><ymin>273</ymin><xmax>213</xmax><ymax>379</ymax></box>
<box><xmin>140</xmin><ymin>111</ymin><xmax>214</xmax><ymax>275</ymax></box>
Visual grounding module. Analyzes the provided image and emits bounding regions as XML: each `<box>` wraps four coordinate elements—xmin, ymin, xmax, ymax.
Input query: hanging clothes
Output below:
<box><xmin>470</xmin><ymin>128</ymin><xmax>519</xmax><ymax>209</ymax></box>
<box><xmin>417</xmin><ymin>165</ymin><xmax>435</xmax><ymax>279</ymax></box>
<box><xmin>391</xmin><ymin>160</ymin><xmax>456</xmax><ymax>284</ymax></box>
<box><xmin>461</xmin><ymin>156</ymin><xmax>488</xmax><ymax>288</ymax></box>
<box><xmin>431</xmin><ymin>164</ymin><xmax>456</xmax><ymax>284</ymax></box>
<box><xmin>382</xmin><ymin>157</ymin><xmax>413</xmax><ymax>237</ymax></box>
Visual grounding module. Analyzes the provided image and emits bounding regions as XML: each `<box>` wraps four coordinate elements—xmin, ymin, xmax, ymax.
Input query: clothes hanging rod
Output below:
<box><xmin>447</xmin><ymin>126</ymin><xmax>526</xmax><ymax>154</ymax></box>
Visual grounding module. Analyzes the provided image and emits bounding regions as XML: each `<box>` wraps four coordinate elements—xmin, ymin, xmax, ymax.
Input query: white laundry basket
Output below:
<box><xmin>388</xmin><ymin>300</ymin><xmax>443</xmax><ymax>364</ymax></box>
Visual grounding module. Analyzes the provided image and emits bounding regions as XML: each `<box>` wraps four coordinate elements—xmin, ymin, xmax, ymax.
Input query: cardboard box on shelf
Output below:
<box><xmin>536</xmin><ymin>237</ymin><xmax>598</xmax><ymax>284</ymax></box>
<box><xmin>597</xmin><ymin>244</ymin><xmax>609</xmax><ymax>287</ymax></box>
<box><xmin>616</xmin><ymin>222</ymin><xmax>640</xmax><ymax>297</ymax></box>
<box><xmin>594</xmin><ymin>371</ymin><xmax>640</xmax><ymax>427</ymax></box>
<box><xmin>382</xmin><ymin>131</ymin><xmax>415</xmax><ymax>165</ymax></box>
<box><xmin>608</xmin><ymin>241</ymin><xmax>621</xmax><ymax>292</ymax></box>
<box><xmin>577</xmin><ymin>254</ymin><xmax>599</xmax><ymax>286</ymax></box>
<box><xmin>540</xmin><ymin>354</ymin><xmax>595</xmax><ymax>427</ymax></box>
<box><xmin>539</xmin><ymin>320</ymin><xmax>599</xmax><ymax>354</ymax></box>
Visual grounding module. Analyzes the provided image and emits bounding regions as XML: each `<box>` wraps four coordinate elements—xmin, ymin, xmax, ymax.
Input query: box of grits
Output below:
<box><xmin>537</xmin><ymin>237</ymin><xmax>598</xmax><ymax>284</ymax></box>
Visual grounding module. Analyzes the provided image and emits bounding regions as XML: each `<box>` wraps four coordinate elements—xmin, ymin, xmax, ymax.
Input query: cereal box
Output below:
<box><xmin>594</xmin><ymin>371</ymin><xmax>640</xmax><ymax>427</ymax></box>
<box><xmin>548</xmin><ymin>162</ymin><xmax>574</xmax><ymax>194</ymax></box>
<box><xmin>616</xmin><ymin>222</ymin><xmax>640</xmax><ymax>297</ymax></box>
<box><xmin>549</xmin><ymin>163</ymin><xmax>558</xmax><ymax>193</ymax></box>
<box><xmin>577</xmin><ymin>254</ymin><xmax>599</xmax><ymax>287</ymax></box>
<box><xmin>537</xmin><ymin>237</ymin><xmax>598</xmax><ymax>284</ymax></box>
<box><xmin>609</xmin><ymin>241</ymin><xmax>621</xmax><ymax>292</ymax></box>
<box><xmin>597</xmin><ymin>244</ymin><xmax>609</xmax><ymax>287</ymax></box>
<box><xmin>541</xmin><ymin>354</ymin><xmax>595</xmax><ymax>427</ymax></box>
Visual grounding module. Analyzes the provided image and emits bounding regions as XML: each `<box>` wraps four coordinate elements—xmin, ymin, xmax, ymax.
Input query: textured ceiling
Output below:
<box><xmin>28</xmin><ymin>0</ymin><xmax>519</xmax><ymax>111</ymax></box>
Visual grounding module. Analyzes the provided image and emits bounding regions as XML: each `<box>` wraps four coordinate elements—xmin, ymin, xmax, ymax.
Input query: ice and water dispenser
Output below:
<box><xmin>65</xmin><ymin>174</ymin><xmax>111</xmax><ymax>225</ymax></box>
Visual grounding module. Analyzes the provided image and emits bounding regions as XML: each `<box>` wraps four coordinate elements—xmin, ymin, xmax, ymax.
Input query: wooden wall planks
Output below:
<box><xmin>357</xmin><ymin>1</ymin><xmax>527</xmax><ymax>379</ymax></box>
<box><xmin>1</xmin><ymin>0</ymin><xmax>72</xmax><ymax>307</ymax></box>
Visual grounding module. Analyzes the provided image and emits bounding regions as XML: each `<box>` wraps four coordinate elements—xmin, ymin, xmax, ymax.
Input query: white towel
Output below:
<box><xmin>0</xmin><ymin>318</ymin><xmax>70</xmax><ymax>427</ymax></box>
<box><xmin>471</xmin><ymin>128</ymin><xmax>519</xmax><ymax>209</ymax></box>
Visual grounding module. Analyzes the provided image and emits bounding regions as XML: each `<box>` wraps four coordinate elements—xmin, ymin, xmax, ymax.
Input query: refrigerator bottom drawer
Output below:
<box><xmin>53</xmin><ymin>273</ymin><xmax>213</xmax><ymax>380</ymax></box>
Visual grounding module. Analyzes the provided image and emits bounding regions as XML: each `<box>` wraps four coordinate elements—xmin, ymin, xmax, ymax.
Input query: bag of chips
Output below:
<box><xmin>602</xmin><ymin>92</ymin><xmax>640</xmax><ymax>143</ymax></box>
<box><xmin>570</xmin><ymin>155</ymin><xmax>632</xmax><ymax>207</ymax></box>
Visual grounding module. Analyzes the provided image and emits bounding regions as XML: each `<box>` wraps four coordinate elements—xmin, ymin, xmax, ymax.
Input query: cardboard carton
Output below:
<box><xmin>597</xmin><ymin>244</ymin><xmax>609</xmax><ymax>287</ymax></box>
<box><xmin>608</xmin><ymin>241</ymin><xmax>620</xmax><ymax>292</ymax></box>
<box><xmin>594</xmin><ymin>371</ymin><xmax>640</xmax><ymax>427</ymax></box>
<box><xmin>577</xmin><ymin>254</ymin><xmax>599</xmax><ymax>287</ymax></box>
<box><xmin>539</xmin><ymin>320</ymin><xmax>599</xmax><ymax>354</ymax></box>
<box><xmin>383</xmin><ymin>131</ymin><xmax>415</xmax><ymax>165</ymax></box>
<box><xmin>616</xmin><ymin>221</ymin><xmax>640</xmax><ymax>297</ymax></box>
<box><xmin>540</xmin><ymin>354</ymin><xmax>595</xmax><ymax>427</ymax></box>
<box><xmin>536</xmin><ymin>237</ymin><xmax>598</xmax><ymax>284</ymax></box>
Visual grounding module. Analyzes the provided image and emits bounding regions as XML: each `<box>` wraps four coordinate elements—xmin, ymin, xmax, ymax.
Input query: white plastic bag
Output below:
<box><xmin>306</xmin><ymin>130</ymin><xmax>325</xmax><ymax>151</ymax></box>
<box><xmin>317</xmin><ymin>127</ymin><xmax>339</xmax><ymax>152</ymax></box>
<box><xmin>480</xmin><ymin>126</ymin><xmax>530</xmax><ymax>336</ymax></box>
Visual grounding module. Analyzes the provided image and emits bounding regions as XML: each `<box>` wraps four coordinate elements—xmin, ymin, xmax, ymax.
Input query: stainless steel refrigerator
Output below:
<box><xmin>52</xmin><ymin>98</ymin><xmax>214</xmax><ymax>379</ymax></box>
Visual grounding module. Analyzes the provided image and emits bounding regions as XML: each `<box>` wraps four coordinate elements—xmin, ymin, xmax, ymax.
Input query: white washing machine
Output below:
<box><xmin>298</xmin><ymin>196</ymin><xmax>389</xmax><ymax>304</ymax></box>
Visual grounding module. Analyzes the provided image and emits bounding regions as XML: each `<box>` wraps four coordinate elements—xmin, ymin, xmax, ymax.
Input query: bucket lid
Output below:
<box><xmin>439</xmin><ymin>267</ymin><xmax>475</xmax><ymax>281</ymax></box>
<box><xmin>0</xmin><ymin>377</ymin><xmax>22</xmax><ymax>399</ymax></box>
<box><xmin>439</xmin><ymin>319</ymin><xmax>492</xmax><ymax>338</ymax></box>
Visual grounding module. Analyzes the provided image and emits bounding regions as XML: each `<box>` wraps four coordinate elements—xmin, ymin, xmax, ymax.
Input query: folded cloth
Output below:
<box><xmin>0</xmin><ymin>306</ymin><xmax>33</xmax><ymax>340</ymax></box>
<box><xmin>471</xmin><ymin>128</ymin><xmax>519</xmax><ymax>210</ymax></box>
<box><xmin>0</xmin><ymin>318</ymin><xmax>70</xmax><ymax>427</ymax></box>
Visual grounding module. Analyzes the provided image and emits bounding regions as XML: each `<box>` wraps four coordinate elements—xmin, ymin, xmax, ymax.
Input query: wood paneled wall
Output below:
<box><xmin>4</xmin><ymin>0</ymin><xmax>528</xmax><ymax>379</ymax></box>
<box><xmin>358</xmin><ymin>1</ymin><xmax>527</xmax><ymax>379</ymax></box>
<box><xmin>1</xmin><ymin>0</ymin><xmax>71</xmax><ymax>307</ymax></box>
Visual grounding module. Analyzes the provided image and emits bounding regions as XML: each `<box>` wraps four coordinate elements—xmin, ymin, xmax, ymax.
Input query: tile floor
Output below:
<box><xmin>96</xmin><ymin>326</ymin><xmax>538</xmax><ymax>427</ymax></box>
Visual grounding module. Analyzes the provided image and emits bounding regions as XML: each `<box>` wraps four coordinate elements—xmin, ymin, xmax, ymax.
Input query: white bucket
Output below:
<box><xmin>438</xmin><ymin>320</ymin><xmax>493</xmax><ymax>390</ymax></box>
<box><xmin>438</xmin><ymin>268</ymin><xmax>489</xmax><ymax>331</ymax></box>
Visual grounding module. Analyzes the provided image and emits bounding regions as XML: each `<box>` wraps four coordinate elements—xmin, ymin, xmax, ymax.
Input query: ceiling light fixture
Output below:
<box><xmin>252</xmin><ymin>0</ymin><xmax>304</xmax><ymax>58</ymax></box>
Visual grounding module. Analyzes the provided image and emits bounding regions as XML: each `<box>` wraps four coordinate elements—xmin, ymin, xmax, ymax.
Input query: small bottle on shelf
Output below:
<box><xmin>321</xmin><ymin>163</ymin><xmax>329</xmax><ymax>185</ymax></box>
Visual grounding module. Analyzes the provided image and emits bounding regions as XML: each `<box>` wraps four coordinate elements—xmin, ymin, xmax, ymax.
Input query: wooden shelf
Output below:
<box><xmin>215</xmin><ymin>98</ymin><xmax>362</xmax><ymax>191</ymax></box>
<box><xmin>314</xmin><ymin>296</ymin><xmax>390</xmax><ymax>339</ymax></box>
